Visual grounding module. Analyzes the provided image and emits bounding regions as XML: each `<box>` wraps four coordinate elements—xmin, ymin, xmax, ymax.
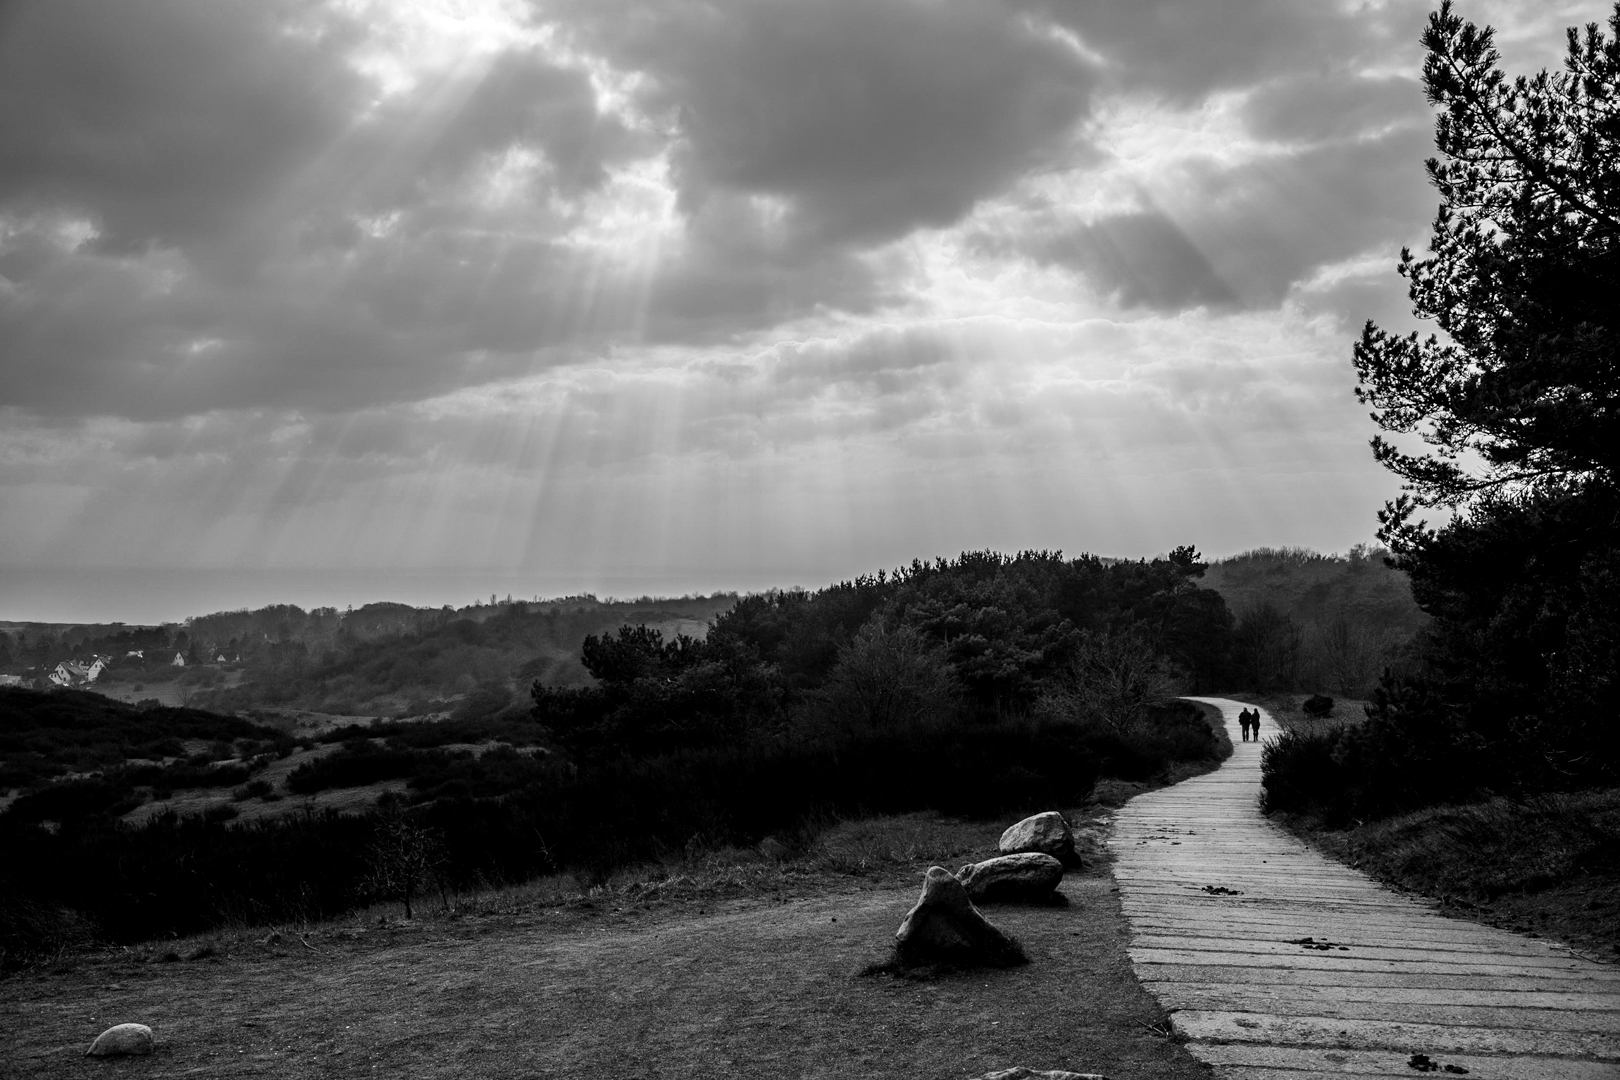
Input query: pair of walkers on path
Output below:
<box><xmin>1238</xmin><ymin>707</ymin><xmax>1262</xmax><ymax>743</ymax></box>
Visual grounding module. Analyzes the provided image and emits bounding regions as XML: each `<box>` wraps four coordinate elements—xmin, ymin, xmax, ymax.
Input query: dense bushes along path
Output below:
<box><xmin>1113</xmin><ymin>697</ymin><xmax>1620</xmax><ymax>1079</ymax></box>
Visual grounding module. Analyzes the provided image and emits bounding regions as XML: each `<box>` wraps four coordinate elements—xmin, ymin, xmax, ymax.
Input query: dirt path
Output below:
<box><xmin>1113</xmin><ymin>696</ymin><xmax>1620</xmax><ymax>1079</ymax></box>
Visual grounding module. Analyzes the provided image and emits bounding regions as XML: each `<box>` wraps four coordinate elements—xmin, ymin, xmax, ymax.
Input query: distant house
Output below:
<box><xmin>214</xmin><ymin>653</ymin><xmax>229</xmax><ymax>663</ymax></box>
<box><xmin>49</xmin><ymin>661</ymin><xmax>91</xmax><ymax>687</ymax></box>
<box><xmin>172</xmin><ymin>652</ymin><xmax>186</xmax><ymax>667</ymax></box>
<box><xmin>0</xmin><ymin>674</ymin><xmax>22</xmax><ymax>687</ymax></box>
<box><xmin>86</xmin><ymin>657</ymin><xmax>106</xmax><ymax>682</ymax></box>
<box><xmin>126</xmin><ymin>649</ymin><xmax>144</xmax><ymax>659</ymax></box>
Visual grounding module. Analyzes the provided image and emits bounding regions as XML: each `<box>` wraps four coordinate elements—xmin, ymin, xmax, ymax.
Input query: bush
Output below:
<box><xmin>1260</xmin><ymin>727</ymin><xmax>1352</xmax><ymax>821</ymax></box>
<box><xmin>286</xmin><ymin>742</ymin><xmax>422</xmax><ymax>794</ymax></box>
<box><xmin>1302</xmin><ymin>694</ymin><xmax>1334</xmax><ymax>717</ymax></box>
<box><xmin>233</xmin><ymin>779</ymin><xmax>274</xmax><ymax>801</ymax></box>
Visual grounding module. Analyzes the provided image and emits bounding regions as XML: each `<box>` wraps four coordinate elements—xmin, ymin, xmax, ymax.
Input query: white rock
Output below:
<box><xmin>998</xmin><ymin>811</ymin><xmax>1081</xmax><ymax>867</ymax></box>
<box><xmin>86</xmin><ymin>1023</ymin><xmax>154</xmax><ymax>1057</ymax></box>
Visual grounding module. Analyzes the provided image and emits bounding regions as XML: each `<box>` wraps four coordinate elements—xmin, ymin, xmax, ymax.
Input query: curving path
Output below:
<box><xmin>1111</xmin><ymin>697</ymin><xmax>1620</xmax><ymax>1079</ymax></box>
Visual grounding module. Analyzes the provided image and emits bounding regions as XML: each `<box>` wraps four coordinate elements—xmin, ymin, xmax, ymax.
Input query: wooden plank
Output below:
<box><xmin>1173</xmin><ymin>1010</ymin><xmax>1620</xmax><ymax>1057</ymax></box>
<box><xmin>1113</xmin><ymin>697</ymin><xmax>1620</xmax><ymax>1079</ymax></box>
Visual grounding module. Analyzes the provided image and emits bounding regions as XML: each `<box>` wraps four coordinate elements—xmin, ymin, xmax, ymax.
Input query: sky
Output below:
<box><xmin>0</xmin><ymin>0</ymin><xmax>1605</xmax><ymax>625</ymax></box>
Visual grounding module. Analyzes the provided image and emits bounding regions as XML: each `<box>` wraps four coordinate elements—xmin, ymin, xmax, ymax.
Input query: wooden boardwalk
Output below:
<box><xmin>1111</xmin><ymin>697</ymin><xmax>1620</xmax><ymax>1079</ymax></box>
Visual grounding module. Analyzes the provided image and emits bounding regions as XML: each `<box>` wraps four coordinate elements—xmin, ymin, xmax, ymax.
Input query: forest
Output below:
<box><xmin>2</xmin><ymin>548</ymin><xmax>1238</xmax><ymax>959</ymax></box>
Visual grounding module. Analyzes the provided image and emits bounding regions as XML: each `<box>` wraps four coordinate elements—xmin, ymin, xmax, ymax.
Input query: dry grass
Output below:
<box><xmin>1</xmin><ymin>811</ymin><xmax>1209</xmax><ymax>1080</ymax></box>
<box><xmin>1241</xmin><ymin>692</ymin><xmax>1371</xmax><ymax>737</ymax></box>
<box><xmin>1277</xmin><ymin>791</ymin><xmax>1620</xmax><ymax>963</ymax></box>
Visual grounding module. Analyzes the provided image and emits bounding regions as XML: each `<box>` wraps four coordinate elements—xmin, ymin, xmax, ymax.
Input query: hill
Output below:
<box><xmin>1201</xmin><ymin>546</ymin><xmax>1427</xmax><ymax>696</ymax></box>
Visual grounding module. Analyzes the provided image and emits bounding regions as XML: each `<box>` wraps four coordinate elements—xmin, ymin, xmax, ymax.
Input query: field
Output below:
<box><xmin>3</xmin><ymin>813</ymin><xmax>1212</xmax><ymax>1080</ymax></box>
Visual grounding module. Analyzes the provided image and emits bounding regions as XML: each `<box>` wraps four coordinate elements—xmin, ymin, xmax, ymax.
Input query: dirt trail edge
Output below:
<box><xmin>1111</xmin><ymin>696</ymin><xmax>1620</xmax><ymax>1079</ymax></box>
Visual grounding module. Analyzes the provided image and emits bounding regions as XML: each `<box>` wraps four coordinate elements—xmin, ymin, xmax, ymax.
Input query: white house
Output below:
<box><xmin>172</xmin><ymin>651</ymin><xmax>186</xmax><ymax>667</ymax></box>
<box><xmin>49</xmin><ymin>661</ymin><xmax>91</xmax><ymax>687</ymax></box>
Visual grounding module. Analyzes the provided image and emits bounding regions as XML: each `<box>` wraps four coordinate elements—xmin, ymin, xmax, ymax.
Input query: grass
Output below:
<box><xmin>1213</xmin><ymin>689</ymin><xmax>1620</xmax><ymax>960</ymax></box>
<box><xmin>0</xmin><ymin>810</ymin><xmax>1212</xmax><ymax>1080</ymax></box>
<box><xmin>1284</xmin><ymin>790</ymin><xmax>1620</xmax><ymax>962</ymax></box>
<box><xmin>1245</xmin><ymin>692</ymin><xmax>1372</xmax><ymax>737</ymax></box>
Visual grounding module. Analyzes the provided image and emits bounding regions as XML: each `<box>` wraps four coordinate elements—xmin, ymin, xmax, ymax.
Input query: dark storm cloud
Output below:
<box><xmin>1016</xmin><ymin>210</ymin><xmax>1238</xmax><ymax>311</ymax></box>
<box><xmin>0</xmin><ymin>0</ymin><xmax>366</xmax><ymax>254</ymax></box>
<box><xmin>557</xmin><ymin>0</ymin><xmax>1098</xmax><ymax>247</ymax></box>
<box><xmin>0</xmin><ymin>0</ymin><xmax>1461</xmax><ymax>422</ymax></box>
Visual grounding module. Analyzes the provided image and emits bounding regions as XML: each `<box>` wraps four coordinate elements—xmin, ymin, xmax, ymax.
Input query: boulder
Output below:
<box><xmin>999</xmin><ymin>811</ymin><xmax>1082</xmax><ymax>868</ymax></box>
<box><xmin>86</xmin><ymin>1023</ymin><xmax>154</xmax><ymax>1057</ymax></box>
<box><xmin>969</xmin><ymin>1069</ymin><xmax>1109</xmax><ymax>1080</ymax></box>
<box><xmin>895</xmin><ymin>866</ymin><xmax>1026</xmax><ymax>968</ymax></box>
<box><xmin>956</xmin><ymin>852</ymin><xmax>1064</xmax><ymax>902</ymax></box>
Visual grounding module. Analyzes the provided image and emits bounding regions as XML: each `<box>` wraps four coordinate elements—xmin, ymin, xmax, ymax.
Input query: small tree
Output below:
<box><xmin>818</xmin><ymin>621</ymin><xmax>960</xmax><ymax>735</ymax></box>
<box><xmin>366</xmin><ymin>808</ymin><xmax>447</xmax><ymax>920</ymax></box>
<box><xmin>1231</xmin><ymin>603</ymin><xmax>1302</xmax><ymax>691</ymax></box>
<box><xmin>1045</xmin><ymin>631</ymin><xmax>1175</xmax><ymax>734</ymax></box>
<box><xmin>1353</xmin><ymin>1</ymin><xmax>1620</xmax><ymax>537</ymax></box>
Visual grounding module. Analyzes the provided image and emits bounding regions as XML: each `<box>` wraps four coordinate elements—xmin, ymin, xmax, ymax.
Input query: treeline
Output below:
<box><xmin>3</xmin><ymin>548</ymin><xmax>1233</xmax><ymax>955</ymax></box>
<box><xmin>1201</xmin><ymin>546</ymin><xmax>1426</xmax><ymax>697</ymax></box>
<box><xmin>1263</xmin><ymin>5</ymin><xmax>1620</xmax><ymax>829</ymax></box>
<box><xmin>2</xmin><ymin>594</ymin><xmax>736</xmax><ymax>718</ymax></box>
<box><xmin>1262</xmin><ymin>493</ymin><xmax>1620</xmax><ymax>824</ymax></box>
<box><xmin>188</xmin><ymin>594</ymin><xmax>733</xmax><ymax>715</ymax></box>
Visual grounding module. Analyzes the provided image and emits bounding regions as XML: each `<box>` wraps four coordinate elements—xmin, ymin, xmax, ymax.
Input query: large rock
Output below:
<box><xmin>86</xmin><ymin>1023</ymin><xmax>154</xmax><ymax>1057</ymax></box>
<box><xmin>895</xmin><ymin>866</ymin><xmax>1026</xmax><ymax>968</ymax></box>
<box><xmin>998</xmin><ymin>811</ymin><xmax>1082</xmax><ymax>868</ymax></box>
<box><xmin>969</xmin><ymin>1069</ymin><xmax>1109</xmax><ymax>1080</ymax></box>
<box><xmin>956</xmin><ymin>852</ymin><xmax>1064</xmax><ymax>903</ymax></box>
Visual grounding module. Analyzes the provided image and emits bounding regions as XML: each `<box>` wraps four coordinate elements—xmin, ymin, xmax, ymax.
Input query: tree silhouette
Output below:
<box><xmin>1353</xmin><ymin>0</ymin><xmax>1620</xmax><ymax>541</ymax></box>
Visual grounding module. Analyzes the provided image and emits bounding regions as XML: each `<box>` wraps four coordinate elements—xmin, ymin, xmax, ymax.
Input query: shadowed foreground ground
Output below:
<box><xmin>7</xmin><ymin>834</ymin><xmax>1214</xmax><ymax>1079</ymax></box>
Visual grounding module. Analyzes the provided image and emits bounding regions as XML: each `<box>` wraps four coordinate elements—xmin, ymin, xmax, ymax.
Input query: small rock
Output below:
<box><xmin>999</xmin><ymin>811</ymin><xmax>1082</xmax><ymax>867</ymax></box>
<box><xmin>956</xmin><ymin>853</ymin><xmax>1064</xmax><ymax>902</ymax></box>
<box><xmin>86</xmin><ymin>1023</ymin><xmax>154</xmax><ymax>1057</ymax></box>
<box><xmin>969</xmin><ymin>1069</ymin><xmax>1109</xmax><ymax>1080</ymax></box>
<box><xmin>895</xmin><ymin>867</ymin><xmax>1026</xmax><ymax>968</ymax></box>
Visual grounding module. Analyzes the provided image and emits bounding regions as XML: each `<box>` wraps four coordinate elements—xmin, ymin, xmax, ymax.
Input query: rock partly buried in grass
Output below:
<box><xmin>969</xmin><ymin>1069</ymin><xmax>1109</xmax><ymax>1080</ymax></box>
<box><xmin>894</xmin><ymin>866</ymin><xmax>1027</xmax><ymax>969</ymax></box>
<box><xmin>999</xmin><ymin>811</ymin><xmax>1083</xmax><ymax>868</ymax></box>
<box><xmin>956</xmin><ymin>852</ymin><xmax>1064</xmax><ymax>903</ymax></box>
<box><xmin>86</xmin><ymin>1023</ymin><xmax>154</xmax><ymax>1057</ymax></box>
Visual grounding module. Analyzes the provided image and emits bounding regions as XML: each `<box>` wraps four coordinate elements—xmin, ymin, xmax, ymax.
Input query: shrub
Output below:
<box><xmin>286</xmin><ymin>742</ymin><xmax>422</xmax><ymax>794</ymax></box>
<box><xmin>233</xmin><ymin>779</ymin><xmax>274</xmax><ymax>801</ymax></box>
<box><xmin>1260</xmin><ymin>727</ymin><xmax>1353</xmax><ymax>821</ymax></box>
<box><xmin>1302</xmin><ymin>694</ymin><xmax>1335</xmax><ymax>717</ymax></box>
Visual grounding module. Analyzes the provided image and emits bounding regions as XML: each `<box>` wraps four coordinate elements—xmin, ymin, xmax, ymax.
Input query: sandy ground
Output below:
<box><xmin>5</xmin><ymin>865</ymin><xmax>1211</xmax><ymax>1079</ymax></box>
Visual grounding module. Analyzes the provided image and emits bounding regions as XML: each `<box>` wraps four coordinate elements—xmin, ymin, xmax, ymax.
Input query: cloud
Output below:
<box><xmin>1030</xmin><ymin>0</ymin><xmax>1431</xmax><ymax>101</ymax></box>
<box><xmin>999</xmin><ymin>209</ymin><xmax>1239</xmax><ymax>311</ymax></box>
<box><xmin>560</xmin><ymin>0</ymin><xmax>1098</xmax><ymax>248</ymax></box>
<box><xmin>0</xmin><ymin>0</ymin><xmax>366</xmax><ymax>255</ymax></box>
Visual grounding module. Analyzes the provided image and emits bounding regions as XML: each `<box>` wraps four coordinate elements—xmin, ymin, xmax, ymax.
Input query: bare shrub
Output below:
<box><xmin>1039</xmin><ymin>631</ymin><xmax>1175</xmax><ymax>734</ymax></box>
<box><xmin>816</xmin><ymin>622</ymin><xmax>959</xmax><ymax>735</ymax></box>
<box><xmin>365</xmin><ymin>809</ymin><xmax>447</xmax><ymax>919</ymax></box>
